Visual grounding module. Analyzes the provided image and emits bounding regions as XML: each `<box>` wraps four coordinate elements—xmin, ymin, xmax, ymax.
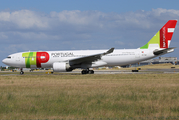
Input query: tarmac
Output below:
<box><xmin>1</xmin><ymin>69</ymin><xmax>179</xmax><ymax>76</ymax></box>
<box><xmin>73</xmin><ymin>69</ymin><xmax>179</xmax><ymax>74</ymax></box>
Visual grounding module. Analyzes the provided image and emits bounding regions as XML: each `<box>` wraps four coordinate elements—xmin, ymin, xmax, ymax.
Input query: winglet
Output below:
<box><xmin>103</xmin><ymin>48</ymin><xmax>114</xmax><ymax>55</ymax></box>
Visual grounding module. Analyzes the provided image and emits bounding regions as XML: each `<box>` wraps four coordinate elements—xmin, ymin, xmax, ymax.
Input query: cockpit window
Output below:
<box><xmin>7</xmin><ymin>56</ymin><xmax>11</xmax><ymax>59</ymax></box>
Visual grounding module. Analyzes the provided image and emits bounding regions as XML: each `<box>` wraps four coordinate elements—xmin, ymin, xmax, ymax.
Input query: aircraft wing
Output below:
<box><xmin>153</xmin><ymin>47</ymin><xmax>176</xmax><ymax>55</ymax></box>
<box><xmin>68</xmin><ymin>48</ymin><xmax>114</xmax><ymax>65</ymax></box>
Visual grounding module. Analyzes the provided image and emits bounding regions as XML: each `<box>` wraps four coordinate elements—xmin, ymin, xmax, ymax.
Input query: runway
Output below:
<box><xmin>72</xmin><ymin>69</ymin><xmax>179</xmax><ymax>74</ymax></box>
<box><xmin>1</xmin><ymin>68</ymin><xmax>179</xmax><ymax>76</ymax></box>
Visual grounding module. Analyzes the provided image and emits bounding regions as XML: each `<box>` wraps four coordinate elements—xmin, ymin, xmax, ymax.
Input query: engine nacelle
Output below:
<box><xmin>53</xmin><ymin>62</ymin><xmax>72</xmax><ymax>72</ymax></box>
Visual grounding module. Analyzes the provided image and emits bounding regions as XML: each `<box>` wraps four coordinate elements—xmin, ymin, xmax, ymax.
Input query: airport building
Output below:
<box><xmin>122</xmin><ymin>57</ymin><xmax>178</xmax><ymax>68</ymax></box>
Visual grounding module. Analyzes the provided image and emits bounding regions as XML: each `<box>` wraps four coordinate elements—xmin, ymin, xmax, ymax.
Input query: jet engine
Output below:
<box><xmin>53</xmin><ymin>62</ymin><xmax>72</xmax><ymax>72</ymax></box>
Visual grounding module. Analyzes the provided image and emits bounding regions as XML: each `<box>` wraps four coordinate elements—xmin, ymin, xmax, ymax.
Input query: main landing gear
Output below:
<box><xmin>20</xmin><ymin>68</ymin><xmax>24</xmax><ymax>75</ymax></box>
<box><xmin>81</xmin><ymin>69</ymin><xmax>94</xmax><ymax>74</ymax></box>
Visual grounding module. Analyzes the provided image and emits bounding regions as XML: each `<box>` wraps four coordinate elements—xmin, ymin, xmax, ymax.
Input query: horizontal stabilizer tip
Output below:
<box><xmin>153</xmin><ymin>47</ymin><xmax>176</xmax><ymax>55</ymax></box>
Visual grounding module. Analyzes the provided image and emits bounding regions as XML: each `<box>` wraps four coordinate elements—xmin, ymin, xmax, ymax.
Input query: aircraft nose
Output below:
<box><xmin>2</xmin><ymin>59</ymin><xmax>6</xmax><ymax>64</ymax></box>
<box><xmin>2</xmin><ymin>58</ymin><xmax>8</xmax><ymax>65</ymax></box>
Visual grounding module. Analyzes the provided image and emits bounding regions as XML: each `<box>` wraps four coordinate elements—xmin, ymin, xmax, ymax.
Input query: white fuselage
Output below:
<box><xmin>2</xmin><ymin>48</ymin><xmax>156</xmax><ymax>69</ymax></box>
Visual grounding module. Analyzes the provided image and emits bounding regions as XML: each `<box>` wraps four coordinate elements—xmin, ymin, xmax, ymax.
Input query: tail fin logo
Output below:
<box><xmin>161</xmin><ymin>27</ymin><xmax>166</xmax><ymax>48</ymax></box>
<box><xmin>160</xmin><ymin>20</ymin><xmax>177</xmax><ymax>48</ymax></box>
<box><xmin>140</xmin><ymin>20</ymin><xmax>177</xmax><ymax>49</ymax></box>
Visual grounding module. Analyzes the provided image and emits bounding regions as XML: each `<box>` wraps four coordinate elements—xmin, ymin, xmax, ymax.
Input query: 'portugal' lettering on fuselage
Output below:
<box><xmin>51</xmin><ymin>52</ymin><xmax>74</xmax><ymax>57</ymax></box>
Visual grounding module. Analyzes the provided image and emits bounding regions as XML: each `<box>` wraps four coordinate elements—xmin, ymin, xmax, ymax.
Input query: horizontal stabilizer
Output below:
<box><xmin>153</xmin><ymin>47</ymin><xmax>176</xmax><ymax>55</ymax></box>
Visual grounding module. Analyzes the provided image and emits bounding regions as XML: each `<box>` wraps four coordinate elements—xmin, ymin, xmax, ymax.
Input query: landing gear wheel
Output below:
<box><xmin>20</xmin><ymin>68</ymin><xmax>24</xmax><ymax>75</ymax></box>
<box><xmin>89</xmin><ymin>70</ymin><xmax>94</xmax><ymax>74</ymax></box>
<box><xmin>81</xmin><ymin>69</ymin><xmax>94</xmax><ymax>74</ymax></box>
<box><xmin>20</xmin><ymin>71</ymin><xmax>24</xmax><ymax>75</ymax></box>
<box><xmin>81</xmin><ymin>70</ymin><xmax>89</xmax><ymax>74</ymax></box>
<box><xmin>81</xmin><ymin>70</ymin><xmax>85</xmax><ymax>74</ymax></box>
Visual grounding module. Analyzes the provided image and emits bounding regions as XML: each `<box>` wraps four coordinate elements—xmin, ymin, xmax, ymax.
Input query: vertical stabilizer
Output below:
<box><xmin>140</xmin><ymin>20</ymin><xmax>177</xmax><ymax>49</ymax></box>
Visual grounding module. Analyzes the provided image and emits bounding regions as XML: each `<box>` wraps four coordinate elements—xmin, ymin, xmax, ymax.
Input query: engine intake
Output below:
<box><xmin>53</xmin><ymin>62</ymin><xmax>72</xmax><ymax>72</ymax></box>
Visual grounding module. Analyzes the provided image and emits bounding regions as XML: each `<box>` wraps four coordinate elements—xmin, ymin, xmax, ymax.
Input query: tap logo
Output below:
<box><xmin>22</xmin><ymin>52</ymin><xmax>50</xmax><ymax>68</ymax></box>
<box><xmin>162</xmin><ymin>27</ymin><xmax>166</xmax><ymax>48</ymax></box>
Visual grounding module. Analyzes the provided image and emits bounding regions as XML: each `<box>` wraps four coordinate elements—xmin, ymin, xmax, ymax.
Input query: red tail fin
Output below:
<box><xmin>160</xmin><ymin>20</ymin><xmax>177</xmax><ymax>48</ymax></box>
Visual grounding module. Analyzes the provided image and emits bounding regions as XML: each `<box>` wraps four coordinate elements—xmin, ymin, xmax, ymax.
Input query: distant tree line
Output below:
<box><xmin>0</xmin><ymin>66</ymin><xmax>17</xmax><ymax>71</ymax></box>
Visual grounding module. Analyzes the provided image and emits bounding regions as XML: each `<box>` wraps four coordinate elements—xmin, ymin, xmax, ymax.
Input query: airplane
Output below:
<box><xmin>2</xmin><ymin>20</ymin><xmax>178</xmax><ymax>74</ymax></box>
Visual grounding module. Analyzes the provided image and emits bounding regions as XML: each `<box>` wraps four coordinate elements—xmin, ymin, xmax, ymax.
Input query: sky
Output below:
<box><xmin>1</xmin><ymin>0</ymin><xmax>179</xmax><ymax>66</ymax></box>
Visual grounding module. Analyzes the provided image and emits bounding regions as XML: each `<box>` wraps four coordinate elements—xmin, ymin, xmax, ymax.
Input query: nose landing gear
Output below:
<box><xmin>20</xmin><ymin>68</ymin><xmax>24</xmax><ymax>75</ymax></box>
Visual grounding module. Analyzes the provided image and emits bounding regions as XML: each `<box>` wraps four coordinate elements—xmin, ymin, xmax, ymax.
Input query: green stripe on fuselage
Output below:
<box><xmin>22</xmin><ymin>52</ymin><xmax>37</xmax><ymax>68</ymax></box>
